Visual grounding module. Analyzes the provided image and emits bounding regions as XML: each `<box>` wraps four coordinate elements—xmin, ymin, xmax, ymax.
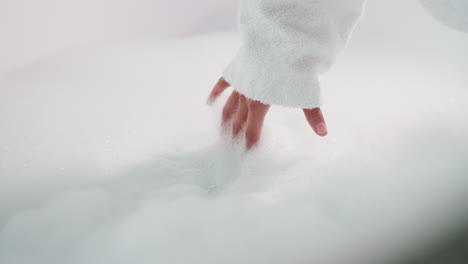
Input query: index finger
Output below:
<box><xmin>207</xmin><ymin>78</ymin><xmax>230</xmax><ymax>105</ymax></box>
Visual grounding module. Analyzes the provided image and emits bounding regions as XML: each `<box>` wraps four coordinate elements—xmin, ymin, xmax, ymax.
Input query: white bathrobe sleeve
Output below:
<box><xmin>222</xmin><ymin>0</ymin><xmax>365</xmax><ymax>109</ymax></box>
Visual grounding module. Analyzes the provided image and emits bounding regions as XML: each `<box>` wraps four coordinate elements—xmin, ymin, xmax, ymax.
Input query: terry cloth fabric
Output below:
<box><xmin>421</xmin><ymin>0</ymin><xmax>468</xmax><ymax>32</ymax></box>
<box><xmin>222</xmin><ymin>0</ymin><xmax>366</xmax><ymax>109</ymax></box>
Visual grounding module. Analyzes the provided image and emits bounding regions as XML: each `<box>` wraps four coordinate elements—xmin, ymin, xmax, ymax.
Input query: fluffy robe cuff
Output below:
<box><xmin>223</xmin><ymin>0</ymin><xmax>365</xmax><ymax>109</ymax></box>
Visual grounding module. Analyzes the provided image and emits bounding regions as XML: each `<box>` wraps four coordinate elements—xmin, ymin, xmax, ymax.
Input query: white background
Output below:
<box><xmin>0</xmin><ymin>0</ymin><xmax>237</xmax><ymax>74</ymax></box>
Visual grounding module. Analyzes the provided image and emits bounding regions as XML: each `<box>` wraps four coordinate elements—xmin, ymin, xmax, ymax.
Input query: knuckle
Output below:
<box><xmin>247</xmin><ymin>100</ymin><xmax>258</xmax><ymax>109</ymax></box>
<box><xmin>307</xmin><ymin>108</ymin><xmax>321</xmax><ymax>115</ymax></box>
<box><xmin>248</xmin><ymin>101</ymin><xmax>269</xmax><ymax>114</ymax></box>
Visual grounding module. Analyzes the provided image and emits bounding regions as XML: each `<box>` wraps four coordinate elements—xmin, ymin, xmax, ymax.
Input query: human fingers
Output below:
<box><xmin>303</xmin><ymin>108</ymin><xmax>328</xmax><ymax>137</ymax></box>
<box><xmin>207</xmin><ymin>78</ymin><xmax>230</xmax><ymax>105</ymax></box>
<box><xmin>232</xmin><ymin>95</ymin><xmax>249</xmax><ymax>137</ymax></box>
<box><xmin>245</xmin><ymin>100</ymin><xmax>270</xmax><ymax>149</ymax></box>
<box><xmin>222</xmin><ymin>91</ymin><xmax>240</xmax><ymax>124</ymax></box>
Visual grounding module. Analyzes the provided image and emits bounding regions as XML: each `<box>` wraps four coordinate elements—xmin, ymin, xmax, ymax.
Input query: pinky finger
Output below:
<box><xmin>303</xmin><ymin>108</ymin><xmax>328</xmax><ymax>137</ymax></box>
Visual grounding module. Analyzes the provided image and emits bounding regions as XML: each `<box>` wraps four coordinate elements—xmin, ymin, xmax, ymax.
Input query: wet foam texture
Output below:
<box><xmin>1</xmin><ymin>2</ymin><xmax>468</xmax><ymax>263</ymax></box>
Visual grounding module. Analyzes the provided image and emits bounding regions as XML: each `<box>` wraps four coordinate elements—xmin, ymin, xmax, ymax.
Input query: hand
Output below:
<box><xmin>207</xmin><ymin>78</ymin><xmax>328</xmax><ymax>149</ymax></box>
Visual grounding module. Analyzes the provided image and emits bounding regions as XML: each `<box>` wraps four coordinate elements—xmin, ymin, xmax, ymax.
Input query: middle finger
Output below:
<box><xmin>232</xmin><ymin>95</ymin><xmax>249</xmax><ymax>137</ymax></box>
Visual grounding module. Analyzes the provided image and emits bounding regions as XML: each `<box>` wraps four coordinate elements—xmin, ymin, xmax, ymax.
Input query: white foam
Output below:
<box><xmin>1</xmin><ymin>4</ymin><xmax>468</xmax><ymax>262</ymax></box>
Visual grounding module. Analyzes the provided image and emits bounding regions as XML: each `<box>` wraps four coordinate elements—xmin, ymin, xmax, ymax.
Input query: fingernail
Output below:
<box><xmin>316</xmin><ymin>123</ymin><xmax>328</xmax><ymax>136</ymax></box>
